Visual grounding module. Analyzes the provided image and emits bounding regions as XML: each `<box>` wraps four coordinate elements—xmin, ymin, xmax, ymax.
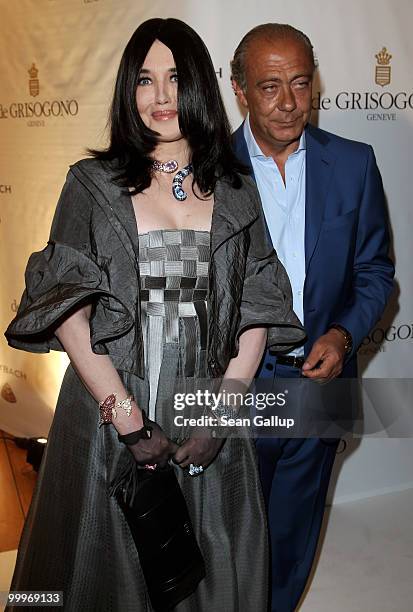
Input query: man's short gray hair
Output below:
<box><xmin>231</xmin><ymin>23</ymin><xmax>316</xmax><ymax>91</ymax></box>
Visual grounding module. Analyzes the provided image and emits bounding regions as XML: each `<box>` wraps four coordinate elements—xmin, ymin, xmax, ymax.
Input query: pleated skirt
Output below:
<box><xmin>8</xmin><ymin>346</ymin><xmax>268</xmax><ymax>612</ymax></box>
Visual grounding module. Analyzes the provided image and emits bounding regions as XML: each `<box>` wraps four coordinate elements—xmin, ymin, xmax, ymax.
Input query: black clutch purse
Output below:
<box><xmin>110</xmin><ymin>455</ymin><xmax>205</xmax><ymax>611</ymax></box>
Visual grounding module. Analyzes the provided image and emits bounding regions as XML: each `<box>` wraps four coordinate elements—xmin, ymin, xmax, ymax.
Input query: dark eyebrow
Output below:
<box><xmin>291</xmin><ymin>73</ymin><xmax>313</xmax><ymax>80</ymax></box>
<box><xmin>139</xmin><ymin>67</ymin><xmax>177</xmax><ymax>74</ymax></box>
<box><xmin>256</xmin><ymin>77</ymin><xmax>281</xmax><ymax>86</ymax></box>
<box><xmin>257</xmin><ymin>72</ymin><xmax>312</xmax><ymax>86</ymax></box>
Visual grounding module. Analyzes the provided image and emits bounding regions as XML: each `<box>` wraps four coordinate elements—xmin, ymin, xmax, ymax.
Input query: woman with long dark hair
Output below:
<box><xmin>6</xmin><ymin>18</ymin><xmax>304</xmax><ymax>611</ymax></box>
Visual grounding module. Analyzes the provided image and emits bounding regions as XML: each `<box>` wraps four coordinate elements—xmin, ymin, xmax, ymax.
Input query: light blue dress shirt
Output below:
<box><xmin>244</xmin><ymin>115</ymin><xmax>306</xmax><ymax>356</ymax></box>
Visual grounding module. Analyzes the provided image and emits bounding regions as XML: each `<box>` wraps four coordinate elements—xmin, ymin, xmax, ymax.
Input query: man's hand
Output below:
<box><xmin>173</xmin><ymin>435</ymin><xmax>225</xmax><ymax>469</ymax></box>
<box><xmin>301</xmin><ymin>329</ymin><xmax>347</xmax><ymax>382</ymax></box>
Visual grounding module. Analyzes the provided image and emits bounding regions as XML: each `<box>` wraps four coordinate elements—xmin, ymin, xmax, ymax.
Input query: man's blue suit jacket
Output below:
<box><xmin>233</xmin><ymin>122</ymin><xmax>395</xmax><ymax>377</ymax></box>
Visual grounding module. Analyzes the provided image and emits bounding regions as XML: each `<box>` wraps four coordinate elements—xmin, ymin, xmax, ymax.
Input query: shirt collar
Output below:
<box><xmin>243</xmin><ymin>113</ymin><xmax>306</xmax><ymax>160</ymax></box>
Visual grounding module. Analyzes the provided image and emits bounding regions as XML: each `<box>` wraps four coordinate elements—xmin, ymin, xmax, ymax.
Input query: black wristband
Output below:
<box><xmin>117</xmin><ymin>410</ymin><xmax>153</xmax><ymax>445</ymax></box>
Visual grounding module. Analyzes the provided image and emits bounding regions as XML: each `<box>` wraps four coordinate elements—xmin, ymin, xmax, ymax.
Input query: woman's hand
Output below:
<box><xmin>127</xmin><ymin>420</ymin><xmax>179</xmax><ymax>468</ymax></box>
<box><xmin>171</xmin><ymin>327</ymin><xmax>266</xmax><ymax>471</ymax></box>
<box><xmin>173</xmin><ymin>434</ymin><xmax>225</xmax><ymax>470</ymax></box>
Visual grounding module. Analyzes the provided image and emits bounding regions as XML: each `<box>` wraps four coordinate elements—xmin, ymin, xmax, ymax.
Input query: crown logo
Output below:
<box><xmin>375</xmin><ymin>47</ymin><xmax>392</xmax><ymax>65</ymax></box>
<box><xmin>375</xmin><ymin>47</ymin><xmax>392</xmax><ymax>87</ymax></box>
<box><xmin>28</xmin><ymin>63</ymin><xmax>38</xmax><ymax>79</ymax></box>
<box><xmin>28</xmin><ymin>62</ymin><xmax>40</xmax><ymax>97</ymax></box>
<box><xmin>1</xmin><ymin>382</ymin><xmax>17</xmax><ymax>403</ymax></box>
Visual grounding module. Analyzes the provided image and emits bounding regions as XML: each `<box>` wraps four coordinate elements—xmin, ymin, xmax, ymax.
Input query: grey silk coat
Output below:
<box><xmin>5</xmin><ymin>158</ymin><xmax>305</xmax><ymax>375</ymax></box>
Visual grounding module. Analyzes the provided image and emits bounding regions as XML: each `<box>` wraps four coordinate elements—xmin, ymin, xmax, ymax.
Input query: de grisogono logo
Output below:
<box><xmin>375</xmin><ymin>47</ymin><xmax>392</xmax><ymax>87</ymax></box>
<box><xmin>28</xmin><ymin>63</ymin><xmax>40</xmax><ymax>97</ymax></box>
<box><xmin>312</xmin><ymin>46</ymin><xmax>413</xmax><ymax>121</ymax></box>
<box><xmin>0</xmin><ymin>63</ymin><xmax>79</xmax><ymax>127</ymax></box>
<box><xmin>359</xmin><ymin>323</ymin><xmax>413</xmax><ymax>355</ymax></box>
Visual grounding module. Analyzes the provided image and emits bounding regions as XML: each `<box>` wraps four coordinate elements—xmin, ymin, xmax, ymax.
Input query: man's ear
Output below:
<box><xmin>231</xmin><ymin>78</ymin><xmax>249</xmax><ymax>109</ymax></box>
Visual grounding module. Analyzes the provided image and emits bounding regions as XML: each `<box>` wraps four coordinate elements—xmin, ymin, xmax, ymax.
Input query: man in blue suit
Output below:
<box><xmin>231</xmin><ymin>23</ymin><xmax>394</xmax><ymax>611</ymax></box>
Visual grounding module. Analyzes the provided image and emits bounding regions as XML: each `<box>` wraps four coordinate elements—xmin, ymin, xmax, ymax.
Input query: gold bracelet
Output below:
<box><xmin>115</xmin><ymin>396</ymin><xmax>134</xmax><ymax>417</ymax></box>
<box><xmin>98</xmin><ymin>394</ymin><xmax>134</xmax><ymax>427</ymax></box>
<box><xmin>329</xmin><ymin>324</ymin><xmax>353</xmax><ymax>354</ymax></box>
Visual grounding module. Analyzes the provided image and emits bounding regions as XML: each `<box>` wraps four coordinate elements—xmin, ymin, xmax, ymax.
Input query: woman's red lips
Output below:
<box><xmin>152</xmin><ymin>110</ymin><xmax>177</xmax><ymax>120</ymax></box>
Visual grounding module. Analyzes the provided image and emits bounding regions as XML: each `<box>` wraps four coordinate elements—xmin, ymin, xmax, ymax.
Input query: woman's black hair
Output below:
<box><xmin>91</xmin><ymin>18</ymin><xmax>247</xmax><ymax>194</ymax></box>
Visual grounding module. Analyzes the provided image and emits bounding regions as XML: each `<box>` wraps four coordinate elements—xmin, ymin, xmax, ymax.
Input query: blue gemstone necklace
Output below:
<box><xmin>152</xmin><ymin>159</ymin><xmax>193</xmax><ymax>202</ymax></box>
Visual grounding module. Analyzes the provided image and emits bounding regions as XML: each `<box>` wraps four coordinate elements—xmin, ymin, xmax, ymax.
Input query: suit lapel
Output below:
<box><xmin>234</xmin><ymin>122</ymin><xmax>336</xmax><ymax>269</ymax></box>
<box><xmin>305</xmin><ymin>125</ymin><xmax>336</xmax><ymax>271</ymax></box>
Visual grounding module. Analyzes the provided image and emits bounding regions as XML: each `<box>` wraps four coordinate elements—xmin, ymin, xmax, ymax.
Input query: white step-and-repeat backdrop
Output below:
<box><xmin>0</xmin><ymin>0</ymin><xmax>412</xmax><ymax>503</ymax></box>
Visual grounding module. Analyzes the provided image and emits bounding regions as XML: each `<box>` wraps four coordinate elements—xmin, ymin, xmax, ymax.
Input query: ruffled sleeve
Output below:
<box><xmin>237</xmin><ymin>183</ymin><xmax>307</xmax><ymax>353</ymax></box>
<box><xmin>5</xmin><ymin>169</ymin><xmax>134</xmax><ymax>354</ymax></box>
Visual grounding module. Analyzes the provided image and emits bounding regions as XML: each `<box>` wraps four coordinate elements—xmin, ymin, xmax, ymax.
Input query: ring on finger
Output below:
<box><xmin>188</xmin><ymin>463</ymin><xmax>204</xmax><ymax>476</ymax></box>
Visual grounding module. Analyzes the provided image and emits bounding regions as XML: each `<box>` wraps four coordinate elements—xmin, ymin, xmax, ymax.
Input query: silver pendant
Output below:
<box><xmin>172</xmin><ymin>164</ymin><xmax>193</xmax><ymax>201</ymax></box>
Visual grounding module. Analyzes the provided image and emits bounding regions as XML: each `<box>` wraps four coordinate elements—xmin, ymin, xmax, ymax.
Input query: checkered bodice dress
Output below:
<box><xmin>138</xmin><ymin>229</ymin><xmax>210</xmax><ymax>420</ymax></box>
